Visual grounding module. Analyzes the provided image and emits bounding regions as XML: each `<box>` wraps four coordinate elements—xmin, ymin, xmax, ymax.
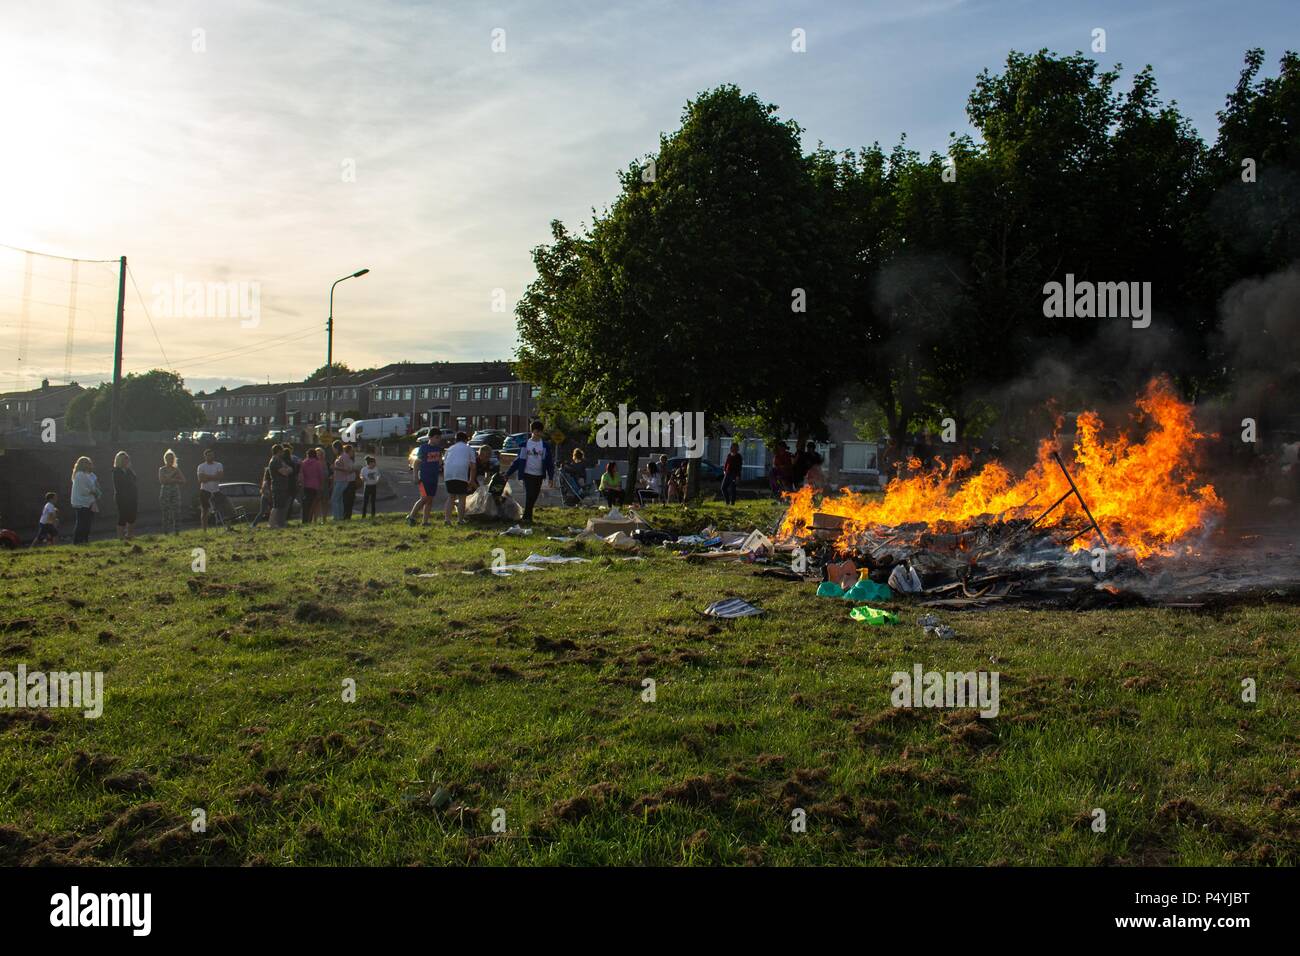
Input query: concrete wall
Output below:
<box><xmin>0</xmin><ymin>441</ymin><xmax>277</xmax><ymax>533</ymax></box>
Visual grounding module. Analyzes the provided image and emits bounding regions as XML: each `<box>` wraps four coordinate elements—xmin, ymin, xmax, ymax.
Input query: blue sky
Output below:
<box><xmin>0</xmin><ymin>0</ymin><xmax>1291</xmax><ymax>393</ymax></box>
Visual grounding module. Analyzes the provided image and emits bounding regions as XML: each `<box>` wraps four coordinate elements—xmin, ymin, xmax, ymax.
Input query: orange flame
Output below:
<box><xmin>778</xmin><ymin>378</ymin><xmax>1223</xmax><ymax>559</ymax></box>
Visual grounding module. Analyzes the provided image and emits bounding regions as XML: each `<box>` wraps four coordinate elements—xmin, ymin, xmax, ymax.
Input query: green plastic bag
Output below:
<box><xmin>849</xmin><ymin>605</ymin><xmax>899</xmax><ymax>625</ymax></box>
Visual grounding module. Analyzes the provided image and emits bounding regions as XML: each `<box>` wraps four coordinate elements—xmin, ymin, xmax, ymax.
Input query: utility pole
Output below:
<box><xmin>110</xmin><ymin>255</ymin><xmax>126</xmax><ymax>441</ymax></box>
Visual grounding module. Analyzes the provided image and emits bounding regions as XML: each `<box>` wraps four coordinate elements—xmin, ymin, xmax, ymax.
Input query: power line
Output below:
<box><xmin>0</xmin><ymin>241</ymin><xmax>120</xmax><ymax>264</ymax></box>
<box><xmin>126</xmin><ymin>264</ymin><xmax>173</xmax><ymax>372</ymax></box>
<box><xmin>122</xmin><ymin>324</ymin><xmax>322</xmax><ymax>374</ymax></box>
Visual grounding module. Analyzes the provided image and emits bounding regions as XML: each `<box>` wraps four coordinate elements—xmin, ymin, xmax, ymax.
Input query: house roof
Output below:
<box><xmin>367</xmin><ymin>361</ymin><xmax>521</xmax><ymax>388</ymax></box>
<box><xmin>0</xmin><ymin>382</ymin><xmax>84</xmax><ymax>402</ymax></box>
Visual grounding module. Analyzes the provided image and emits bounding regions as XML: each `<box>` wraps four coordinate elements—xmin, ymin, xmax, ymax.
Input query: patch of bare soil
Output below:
<box><xmin>0</xmin><ymin>709</ymin><xmax>55</xmax><ymax>732</ymax></box>
<box><xmin>3</xmin><ymin>803</ymin><xmax>246</xmax><ymax>865</ymax></box>
<box><xmin>293</xmin><ymin>601</ymin><xmax>344</xmax><ymax>624</ymax></box>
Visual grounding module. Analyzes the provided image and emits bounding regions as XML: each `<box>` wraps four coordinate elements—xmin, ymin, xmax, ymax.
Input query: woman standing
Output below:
<box><xmin>70</xmin><ymin>456</ymin><xmax>101</xmax><ymax>544</ymax></box>
<box><xmin>112</xmin><ymin>452</ymin><xmax>139</xmax><ymax>541</ymax></box>
<box><xmin>331</xmin><ymin>443</ymin><xmax>356</xmax><ymax>521</ymax></box>
<box><xmin>158</xmin><ymin>449</ymin><xmax>185</xmax><ymax>534</ymax></box>
<box><xmin>300</xmin><ymin>447</ymin><xmax>323</xmax><ymax>525</ymax></box>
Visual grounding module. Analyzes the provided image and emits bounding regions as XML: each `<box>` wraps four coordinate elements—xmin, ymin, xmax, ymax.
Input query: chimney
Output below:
<box><xmin>41</xmin><ymin>378</ymin><xmax>49</xmax><ymax>390</ymax></box>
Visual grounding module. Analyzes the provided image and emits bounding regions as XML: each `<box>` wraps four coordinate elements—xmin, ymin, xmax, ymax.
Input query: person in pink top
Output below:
<box><xmin>300</xmin><ymin>448</ymin><xmax>324</xmax><ymax>525</ymax></box>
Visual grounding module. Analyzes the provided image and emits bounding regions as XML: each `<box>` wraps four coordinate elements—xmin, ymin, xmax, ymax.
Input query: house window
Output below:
<box><xmin>418</xmin><ymin>388</ymin><xmax>429</xmax><ymax>399</ymax></box>
<box><xmin>471</xmin><ymin>387</ymin><xmax>482</xmax><ymax>401</ymax></box>
<box><xmin>842</xmin><ymin>442</ymin><xmax>878</xmax><ymax>473</ymax></box>
<box><xmin>530</xmin><ymin>385</ymin><xmax>541</xmax><ymax>398</ymax></box>
<box><xmin>497</xmin><ymin>386</ymin><xmax>508</xmax><ymax>400</ymax></box>
<box><xmin>496</xmin><ymin>415</ymin><xmax>508</xmax><ymax>429</ymax></box>
<box><xmin>457</xmin><ymin>388</ymin><xmax>468</xmax><ymax>401</ymax></box>
<box><xmin>456</xmin><ymin>416</ymin><xmax>467</xmax><ymax>429</ymax></box>
<box><xmin>402</xmin><ymin>389</ymin><xmax>412</xmax><ymax>400</ymax></box>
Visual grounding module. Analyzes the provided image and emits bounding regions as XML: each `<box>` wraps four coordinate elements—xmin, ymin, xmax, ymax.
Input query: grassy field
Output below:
<box><xmin>1</xmin><ymin>499</ymin><xmax>1297</xmax><ymax>866</ymax></box>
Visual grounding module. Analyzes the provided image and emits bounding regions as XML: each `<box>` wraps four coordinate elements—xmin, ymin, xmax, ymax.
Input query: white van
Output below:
<box><xmin>340</xmin><ymin>416</ymin><xmax>409</xmax><ymax>444</ymax></box>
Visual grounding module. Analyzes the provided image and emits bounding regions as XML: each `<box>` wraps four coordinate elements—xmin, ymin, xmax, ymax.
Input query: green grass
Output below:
<box><xmin>1</xmin><ymin>499</ymin><xmax>1297</xmax><ymax>865</ymax></box>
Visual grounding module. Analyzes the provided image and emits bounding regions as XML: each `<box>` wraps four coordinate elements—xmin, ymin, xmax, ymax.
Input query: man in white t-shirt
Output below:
<box><xmin>196</xmin><ymin>448</ymin><xmax>224</xmax><ymax>531</ymax></box>
<box><xmin>440</xmin><ymin>432</ymin><xmax>477</xmax><ymax>526</ymax></box>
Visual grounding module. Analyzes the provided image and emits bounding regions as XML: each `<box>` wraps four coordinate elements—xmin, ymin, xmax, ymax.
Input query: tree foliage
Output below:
<box><xmin>66</xmin><ymin>370</ymin><xmax>206</xmax><ymax>432</ymax></box>
<box><xmin>518</xmin><ymin>50</ymin><xmax>1299</xmax><ymax>453</ymax></box>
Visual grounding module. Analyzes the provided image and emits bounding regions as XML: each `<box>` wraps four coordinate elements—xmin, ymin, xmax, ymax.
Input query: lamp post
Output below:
<box><xmin>324</xmin><ymin>268</ymin><xmax>370</xmax><ymax>438</ymax></box>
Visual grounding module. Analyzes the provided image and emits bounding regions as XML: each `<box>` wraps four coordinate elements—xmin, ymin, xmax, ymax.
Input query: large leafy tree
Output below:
<box><xmin>1208</xmin><ymin>49</ymin><xmax>1300</xmax><ymax>276</ymax></box>
<box><xmin>66</xmin><ymin>370</ymin><xmax>205</xmax><ymax>432</ymax></box>
<box><xmin>518</xmin><ymin>85</ymin><xmax>843</xmax><ymax>490</ymax></box>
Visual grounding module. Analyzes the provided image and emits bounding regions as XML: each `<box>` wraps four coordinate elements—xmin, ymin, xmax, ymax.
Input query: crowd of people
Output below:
<box><xmin>408</xmin><ymin>421</ymin><xmax>554</xmax><ymax>526</ymax></box>
<box><xmin>26</xmin><ymin>426</ymin><xmax>816</xmax><ymax>547</ymax></box>
<box><xmin>31</xmin><ymin>437</ymin><xmax>396</xmax><ymax>546</ymax></box>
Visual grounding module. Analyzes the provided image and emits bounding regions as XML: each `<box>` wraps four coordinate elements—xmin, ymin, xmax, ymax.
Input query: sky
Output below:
<box><xmin>0</xmin><ymin>0</ymin><xmax>1292</xmax><ymax>394</ymax></box>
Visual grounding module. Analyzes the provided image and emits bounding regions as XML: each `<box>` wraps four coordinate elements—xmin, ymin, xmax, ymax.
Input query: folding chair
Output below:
<box><xmin>636</xmin><ymin>483</ymin><xmax>662</xmax><ymax>507</ymax></box>
<box><xmin>209</xmin><ymin>492</ymin><xmax>248</xmax><ymax>530</ymax></box>
<box><xmin>558</xmin><ymin>470</ymin><xmax>598</xmax><ymax>507</ymax></box>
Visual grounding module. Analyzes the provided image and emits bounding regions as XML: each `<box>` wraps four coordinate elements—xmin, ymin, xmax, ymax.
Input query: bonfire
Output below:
<box><xmin>779</xmin><ymin>377</ymin><xmax>1225</xmax><ymax>561</ymax></box>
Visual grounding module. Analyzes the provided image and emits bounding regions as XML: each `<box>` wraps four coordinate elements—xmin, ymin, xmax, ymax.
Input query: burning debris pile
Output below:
<box><xmin>775</xmin><ymin>379</ymin><xmax>1295</xmax><ymax>608</ymax></box>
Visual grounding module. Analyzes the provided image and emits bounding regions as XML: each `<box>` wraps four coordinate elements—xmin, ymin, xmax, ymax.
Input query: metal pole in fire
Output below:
<box><xmin>1051</xmin><ymin>451</ymin><xmax>1109</xmax><ymax>551</ymax></box>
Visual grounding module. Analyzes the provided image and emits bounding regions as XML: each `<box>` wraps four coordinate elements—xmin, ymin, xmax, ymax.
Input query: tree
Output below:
<box><xmin>1209</xmin><ymin>49</ymin><xmax>1300</xmax><ymax>276</ymax></box>
<box><xmin>65</xmin><ymin>370</ymin><xmax>205</xmax><ymax>432</ymax></box>
<box><xmin>305</xmin><ymin>362</ymin><xmax>353</xmax><ymax>382</ymax></box>
<box><xmin>518</xmin><ymin>86</ymin><xmax>844</xmax><ymax>494</ymax></box>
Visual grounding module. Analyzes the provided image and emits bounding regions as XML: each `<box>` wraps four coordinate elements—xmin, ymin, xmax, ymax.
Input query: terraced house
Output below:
<box><xmin>193</xmin><ymin>362</ymin><xmax>539</xmax><ymax>439</ymax></box>
<box><xmin>0</xmin><ymin>379</ymin><xmax>84</xmax><ymax>438</ymax></box>
<box><xmin>367</xmin><ymin>361</ymin><xmax>539</xmax><ymax>433</ymax></box>
<box><xmin>193</xmin><ymin>382</ymin><xmax>291</xmax><ymax>437</ymax></box>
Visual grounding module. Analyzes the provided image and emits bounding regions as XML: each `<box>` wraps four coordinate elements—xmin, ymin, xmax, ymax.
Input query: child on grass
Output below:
<box><xmin>32</xmin><ymin>492</ymin><xmax>59</xmax><ymax>545</ymax></box>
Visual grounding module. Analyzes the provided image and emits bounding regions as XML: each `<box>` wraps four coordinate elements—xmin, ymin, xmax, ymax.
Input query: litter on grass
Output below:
<box><xmin>701</xmin><ymin>598</ymin><xmax>764</xmax><ymax>618</ymax></box>
<box><xmin>499</xmin><ymin>525</ymin><xmax>533</xmax><ymax>537</ymax></box>
<box><xmin>523</xmin><ymin>553</ymin><xmax>591</xmax><ymax>565</ymax></box>
<box><xmin>888</xmin><ymin>563</ymin><xmax>924</xmax><ymax>594</ymax></box>
<box><xmin>491</xmin><ymin>552</ymin><xmax>593</xmax><ymax>576</ymax></box>
<box><xmin>849</xmin><ymin>605</ymin><xmax>900</xmax><ymax>625</ymax></box>
<box><xmin>816</xmin><ymin>578</ymin><xmax>894</xmax><ymax>603</ymax></box>
<box><xmin>918</xmin><ymin>614</ymin><xmax>956</xmax><ymax>639</ymax></box>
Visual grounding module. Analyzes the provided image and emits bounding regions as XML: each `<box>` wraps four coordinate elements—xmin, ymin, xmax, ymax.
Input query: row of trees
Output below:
<box><xmin>516</xmin><ymin>49</ymin><xmax>1299</xmax><ymax>473</ymax></box>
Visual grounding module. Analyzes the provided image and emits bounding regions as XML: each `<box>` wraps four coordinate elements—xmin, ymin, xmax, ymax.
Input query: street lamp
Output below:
<box><xmin>325</xmin><ymin>268</ymin><xmax>370</xmax><ymax>437</ymax></box>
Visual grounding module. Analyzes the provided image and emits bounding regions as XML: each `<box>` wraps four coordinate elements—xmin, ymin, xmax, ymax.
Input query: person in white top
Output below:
<box><xmin>502</xmin><ymin>420</ymin><xmax>554</xmax><ymax>525</ymax></box>
<box><xmin>69</xmin><ymin>456</ymin><xmax>101</xmax><ymax>544</ymax></box>
<box><xmin>32</xmin><ymin>491</ymin><xmax>60</xmax><ymax>546</ymax></box>
<box><xmin>195</xmin><ymin>447</ymin><xmax>225</xmax><ymax>532</ymax></box>
<box><xmin>360</xmin><ymin>456</ymin><xmax>381</xmax><ymax>518</ymax></box>
<box><xmin>440</xmin><ymin>432</ymin><xmax>477</xmax><ymax>526</ymax></box>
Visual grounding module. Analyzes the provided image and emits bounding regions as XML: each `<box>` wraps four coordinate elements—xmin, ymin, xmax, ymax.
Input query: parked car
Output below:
<box><xmin>215</xmin><ymin>481</ymin><xmax>299</xmax><ymax>519</ymax></box>
<box><xmin>263</xmin><ymin>429</ymin><xmax>292</xmax><ymax>442</ymax></box>
<box><xmin>666</xmin><ymin>457</ymin><xmax>725</xmax><ymax>481</ymax></box>
<box><xmin>191</xmin><ymin>430</ymin><xmax>216</xmax><ymax>444</ymax></box>
<box><xmin>468</xmin><ymin>429</ymin><xmax>507</xmax><ymax>451</ymax></box>
<box><xmin>214</xmin><ymin>431</ymin><xmax>233</xmax><ymax>442</ymax></box>
<box><xmin>173</xmin><ymin>431</ymin><xmax>191</xmax><ymax>443</ymax></box>
<box><xmin>501</xmin><ymin>432</ymin><xmax>530</xmax><ymax>454</ymax></box>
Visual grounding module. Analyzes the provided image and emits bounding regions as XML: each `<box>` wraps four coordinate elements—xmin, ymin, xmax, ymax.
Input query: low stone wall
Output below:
<box><xmin>0</xmin><ymin>441</ymin><xmax>277</xmax><ymax>533</ymax></box>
